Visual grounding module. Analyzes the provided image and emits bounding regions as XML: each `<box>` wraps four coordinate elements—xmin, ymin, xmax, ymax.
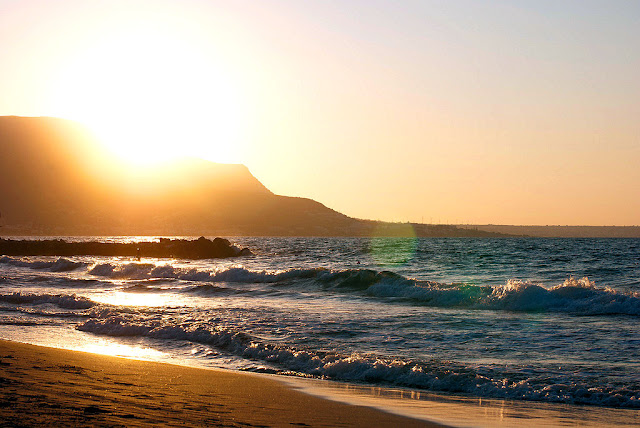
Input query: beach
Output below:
<box><xmin>1</xmin><ymin>237</ymin><xmax>639</xmax><ymax>427</ymax></box>
<box><xmin>1</xmin><ymin>0</ymin><xmax>639</xmax><ymax>425</ymax></box>
<box><xmin>0</xmin><ymin>339</ymin><xmax>438</xmax><ymax>427</ymax></box>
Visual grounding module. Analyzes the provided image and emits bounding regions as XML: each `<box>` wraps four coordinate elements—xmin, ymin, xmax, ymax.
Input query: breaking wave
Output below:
<box><xmin>77</xmin><ymin>315</ymin><xmax>640</xmax><ymax>408</ymax></box>
<box><xmin>85</xmin><ymin>263</ymin><xmax>640</xmax><ymax>316</ymax></box>
<box><xmin>0</xmin><ymin>256</ymin><xmax>87</xmax><ymax>272</ymax></box>
<box><xmin>88</xmin><ymin>262</ymin><xmax>321</xmax><ymax>283</ymax></box>
<box><xmin>4</xmin><ymin>254</ymin><xmax>637</xmax><ymax>316</ymax></box>
<box><xmin>4</xmin><ymin>237</ymin><xmax>640</xmax><ymax>414</ymax></box>
<box><xmin>0</xmin><ymin>292</ymin><xmax>96</xmax><ymax>310</ymax></box>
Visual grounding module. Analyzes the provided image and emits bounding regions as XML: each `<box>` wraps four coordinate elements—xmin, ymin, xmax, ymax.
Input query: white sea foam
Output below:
<box><xmin>88</xmin><ymin>262</ymin><xmax>323</xmax><ymax>283</ymax></box>
<box><xmin>3</xmin><ymin>237</ymin><xmax>640</xmax><ymax>411</ymax></box>
<box><xmin>83</xmin><ymin>262</ymin><xmax>640</xmax><ymax>316</ymax></box>
<box><xmin>0</xmin><ymin>256</ymin><xmax>87</xmax><ymax>272</ymax></box>
<box><xmin>0</xmin><ymin>292</ymin><xmax>96</xmax><ymax>309</ymax></box>
<box><xmin>6</xmin><ymin>254</ymin><xmax>637</xmax><ymax>316</ymax></box>
<box><xmin>76</xmin><ymin>315</ymin><xmax>640</xmax><ymax>408</ymax></box>
<box><xmin>366</xmin><ymin>275</ymin><xmax>640</xmax><ymax>315</ymax></box>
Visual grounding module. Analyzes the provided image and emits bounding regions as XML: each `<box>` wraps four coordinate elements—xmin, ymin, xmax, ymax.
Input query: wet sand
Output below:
<box><xmin>0</xmin><ymin>340</ymin><xmax>441</xmax><ymax>427</ymax></box>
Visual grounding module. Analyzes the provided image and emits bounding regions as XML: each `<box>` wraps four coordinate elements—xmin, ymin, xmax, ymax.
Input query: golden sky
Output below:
<box><xmin>1</xmin><ymin>0</ymin><xmax>638</xmax><ymax>225</ymax></box>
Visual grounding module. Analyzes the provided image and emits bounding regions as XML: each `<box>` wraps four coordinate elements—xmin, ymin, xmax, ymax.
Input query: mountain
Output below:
<box><xmin>0</xmin><ymin>116</ymin><xmax>359</xmax><ymax>236</ymax></box>
<box><xmin>0</xmin><ymin>116</ymin><xmax>507</xmax><ymax>237</ymax></box>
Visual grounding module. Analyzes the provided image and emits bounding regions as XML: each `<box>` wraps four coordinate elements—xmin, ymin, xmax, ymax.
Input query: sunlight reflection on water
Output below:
<box><xmin>89</xmin><ymin>290</ymin><xmax>173</xmax><ymax>307</ymax></box>
<box><xmin>0</xmin><ymin>326</ymin><xmax>168</xmax><ymax>362</ymax></box>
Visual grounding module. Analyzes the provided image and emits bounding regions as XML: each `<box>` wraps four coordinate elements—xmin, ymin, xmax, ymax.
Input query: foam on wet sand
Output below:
<box><xmin>0</xmin><ymin>340</ymin><xmax>440</xmax><ymax>427</ymax></box>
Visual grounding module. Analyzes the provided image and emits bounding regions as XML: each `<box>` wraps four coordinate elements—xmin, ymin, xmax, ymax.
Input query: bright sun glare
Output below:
<box><xmin>50</xmin><ymin>26</ymin><xmax>245</xmax><ymax>165</ymax></box>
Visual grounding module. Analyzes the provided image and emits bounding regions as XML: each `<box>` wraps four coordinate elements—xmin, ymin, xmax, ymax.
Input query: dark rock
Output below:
<box><xmin>0</xmin><ymin>237</ymin><xmax>252</xmax><ymax>260</ymax></box>
<box><xmin>238</xmin><ymin>247</ymin><xmax>253</xmax><ymax>256</ymax></box>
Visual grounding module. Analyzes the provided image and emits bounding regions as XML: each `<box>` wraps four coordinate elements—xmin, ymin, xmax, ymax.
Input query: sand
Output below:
<box><xmin>0</xmin><ymin>340</ymin><xmax>441</xmax><ymax>427</ymax></box>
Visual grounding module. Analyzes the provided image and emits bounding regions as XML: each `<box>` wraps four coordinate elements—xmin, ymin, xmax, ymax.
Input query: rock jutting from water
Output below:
<box><xmin>0</xmin><ymin>236</ymin><xmax>252</xmax><ymax>259</ymax></box>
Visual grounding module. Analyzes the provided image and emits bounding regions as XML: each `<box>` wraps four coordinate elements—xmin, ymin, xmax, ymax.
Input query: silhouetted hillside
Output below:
<box><xmin>0</xmin><ymin>116</ymin><xmax>118</xmax><ymax>231</ymax></box>
<box><xmin>0</xmin><ymin>116</ymin><xmax>357</xmax><ymax>235</ymax></box>
<box><xmin>0</xmin><ymin>116</ymin><xmax>509</xmax><ymax>237</ymax></box>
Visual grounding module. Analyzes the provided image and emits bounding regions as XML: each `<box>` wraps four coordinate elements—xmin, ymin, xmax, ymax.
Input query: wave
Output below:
<box><xmin>0</xmin><ymin>319</ymin><xmax>49</xmax><ymax>326</ymax></box>
<box><xmin>88</xmin><ymin>262</ymin><xmax>322</xmax><ymax>283</ymax></box>
<box><xmin>5</xmin><ymin>255</ymin><xmax>638</xmax><ymax>316</ymax></box>
<box><xmin>0</xmin><ymin>304</ymin><xmax>91</xmax><ymax>319</ymax></box>
<box><xmin>77</xmin><ymin>316</ymin><xmax>640</xmax><ymax>408</ymax></box>
<box><xmin>364</xmin><ymin>275</ymin><xmax>640</xmax><ymax>316</ymax></box>
<box><xmin>121</xmin><ymin>282</ymin><xmax>183</xmax><ymax>293</ymax></box>
<box><xmin>0</xmin><ymin>292</ymin><xmax>96</xmax><ymax>310</ymax></box>
<box><xmin>85</xmin><ymin>262</ymin><xmax>640</xmax><ymax>316</ymax></box>
<box><xmin>0</xmin><ymin>256</ymin><xmax>87</xmax><ymax>272</ymax></box>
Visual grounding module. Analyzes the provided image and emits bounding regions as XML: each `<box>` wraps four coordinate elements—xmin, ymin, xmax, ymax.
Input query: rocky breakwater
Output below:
<box><xmin>0</xmin><ymin>237</ymin><xmax>252</xmax><ymax>259</ymax></box>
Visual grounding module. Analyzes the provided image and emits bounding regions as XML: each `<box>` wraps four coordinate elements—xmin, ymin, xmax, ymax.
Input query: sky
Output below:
<box><xmin>1</xmin><ymin>0</ymin><xmax>639</xmax><ymax>225</ymax></box>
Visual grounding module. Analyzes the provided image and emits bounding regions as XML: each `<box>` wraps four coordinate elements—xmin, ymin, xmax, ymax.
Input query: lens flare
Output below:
<box><xmin>369</xmin><ymin>223</ymin><xmax>418</xmax><ymax>267</ymax></box>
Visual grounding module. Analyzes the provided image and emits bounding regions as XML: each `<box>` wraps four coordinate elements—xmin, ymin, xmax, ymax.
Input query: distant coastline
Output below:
<box><xmin>3</xmin><ymin>224</ymin><xmax>640</xmax><ymax>238</ymax></box>
<box><xmin>456</xmin><ymin>224</ymin><xmax>640</xmax><ymax>238</ymax></box>
<box><xmin>0</xmin><ymin>222</ymin><xmax>511</xmax><ymax>238</ymax></box>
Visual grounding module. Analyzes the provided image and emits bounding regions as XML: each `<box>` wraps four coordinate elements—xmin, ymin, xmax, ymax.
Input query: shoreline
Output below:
<box><xmin>0</xmin><ymin>339</ymin><xmax>441</xmax><ymax>427</ymax></box>
<box><xmin>280</xmin><ymin>376</ymin><xmax>640</xmax><ymax>428</ymax></box>
<box><xmin>0</xmin><ymin>340</ymin><xmax>638</xmax><ymax>427</ymax></box>
<box><xmin>2</xmin><ymin>241</ymin><xmax>639</xmax><ymax>427</ymax></box>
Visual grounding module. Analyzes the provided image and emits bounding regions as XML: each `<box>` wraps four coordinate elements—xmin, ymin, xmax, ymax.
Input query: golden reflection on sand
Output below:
<box><xmin>77</xmin><ymin>341</ymin><xmax>165</xmax><ymax>360</ymax></box>
<box><xmin>279</xmin><ymin>377</ymin><xmax>640</xmax><ymax>428</ymax></box>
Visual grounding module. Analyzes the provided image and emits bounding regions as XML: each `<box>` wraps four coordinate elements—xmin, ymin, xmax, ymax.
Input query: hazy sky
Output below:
<box><xmin>1</xmin><ymin>0</ymin><xmax>639</xmax><ymax>225</ymax></box>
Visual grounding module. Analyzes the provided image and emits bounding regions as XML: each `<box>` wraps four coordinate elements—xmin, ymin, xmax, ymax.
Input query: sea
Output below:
<box><xmin>1</xmin><ymin>236</ymin><xmax>639</xmax><ymax>426</ymax></box>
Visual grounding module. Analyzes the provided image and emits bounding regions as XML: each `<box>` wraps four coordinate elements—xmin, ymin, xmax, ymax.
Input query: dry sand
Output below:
<box><xmin>0</xmin><ymin>340</ymin><xmax>442</xmax><ymax>427</ymax></box>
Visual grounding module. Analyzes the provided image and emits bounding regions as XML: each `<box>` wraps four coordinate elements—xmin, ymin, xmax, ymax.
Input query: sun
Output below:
<box><xmin>48</xmin><ymin>26</ymin><xmax>246</xmax><ymax>165</ymax></box>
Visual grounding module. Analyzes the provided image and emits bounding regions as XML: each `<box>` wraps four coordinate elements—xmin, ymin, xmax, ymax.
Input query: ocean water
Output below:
<box><xmin>1</xmin><ymin>236</ymin><xmax>640</xmax><ymax>414</ymax></box>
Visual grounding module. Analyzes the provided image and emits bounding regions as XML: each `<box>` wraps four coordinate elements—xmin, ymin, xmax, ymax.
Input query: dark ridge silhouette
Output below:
<box><xmin>0</xmin><ymin>237</ymin><xmax>252</xmax><ymax>259</ymax></box>
<box><xmin>0</xmin><ymin>116</ymin><xmax>511</xmax><ymax>237</ymax></box>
